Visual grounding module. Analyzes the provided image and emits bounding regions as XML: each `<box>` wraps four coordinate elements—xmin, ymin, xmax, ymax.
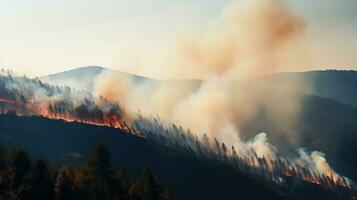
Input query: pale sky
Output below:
<box><xmin>1</xmin><ymin>0</ymin><xmax>357</xmax><ymax>77</ymax></box>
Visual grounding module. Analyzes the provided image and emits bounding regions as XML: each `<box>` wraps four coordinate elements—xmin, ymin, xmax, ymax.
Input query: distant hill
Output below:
<box><xmin>260</xmin><ymin>70</ymin><xmax>357</xmax><ymax>107</ymax></box>
<box><xmin>42</xmin><ymin>67</ymin><xmax>357</xmax><ymax>108</ymax></box>
<box><xmin>40</xmin><ymin>66</ymin><xmax>149</xmax><ymax>91</ymax></box>
<box><xmin>40</xmin><ymin>66</ymin><xmax>201</xmax><ymax>94</ymax></box>
<box><xmin>40</xmin><ymin>66</ymin><xmax>105</xmax><ymax>91</ymax></box>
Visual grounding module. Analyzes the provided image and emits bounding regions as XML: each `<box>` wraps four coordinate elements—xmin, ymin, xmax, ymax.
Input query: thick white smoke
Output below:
<box><xmin>92</xmin><ymin>0</ymin><xmax>349</xmax><ymax>184</ymax></box>
<box><xmin>295</xmin><ymin>149</ymin><xmax>340</xmax><ymax>181</ymax></box>
<box><xmin>172</xmin><ymin>0</ymin><xmax>306</xmax><ymax>79</ymax></box>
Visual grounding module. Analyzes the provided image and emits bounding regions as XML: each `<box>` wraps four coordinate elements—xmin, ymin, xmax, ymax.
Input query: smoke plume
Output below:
<box><xmin>170</xmin><ymin>0</ymin><xmax>306</xmax><ymax>79</ymax></box>
<box><xmin>92</xmin><ymin>0</ymin><xmax>312</xmax><ymax>175</ymax></box>
<box><xmin>77</xmin><ymin>0</ymin><xmax>352</xmax><ymax>187</ymax></box>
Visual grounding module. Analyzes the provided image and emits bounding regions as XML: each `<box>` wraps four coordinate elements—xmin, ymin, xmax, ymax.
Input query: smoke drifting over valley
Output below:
<box><xmin>0</xmin><ymin>0</ymin><xmax>354</xmax><ymax>193</ymax></box>
<box><xmin>91</xmin><ymin>0</ymin><xmax>351</xmax><ymax>187</ymax></box>
<box><xmin>2</xmin><ymin>0</ymin><xmax>357</xmax><ymax>199</ymax></box>
<box><xmin>96</xmin><ymin>0</ymin><xmax>306</xmax><ymax>142</ymax></box>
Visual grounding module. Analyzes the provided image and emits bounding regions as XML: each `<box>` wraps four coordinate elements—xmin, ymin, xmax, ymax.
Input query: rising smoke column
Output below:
<box><xmin>96</xmin><ymin>0</ymin><xmax>306</xmax><ymax>142</ymax></box>
<box><xmin>92</xmin><ymin>0</ymin><xmax>353</xmax><ymax>187</ymax></box>
<box><xmin>171</xmin><ymin>0</ymin><xmax>307</xmax><ymax>79</ymax></box>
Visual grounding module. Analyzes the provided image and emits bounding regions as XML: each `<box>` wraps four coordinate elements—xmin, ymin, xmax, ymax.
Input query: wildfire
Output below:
<box><xmin>247</xmin><ymin>155</ymin><xmax>349</xmax><ymax>188</ymax></box>
<box><xmin>0</xmin><ymin>97</ymin><xmax>17</xmax><ymax>104</ymax></box>
<box><xmin>0</xmin><ymin>96</ymin><xmax>142</xmax><ymax>137</ymax></box>
<box><xmin>0</xmin><ymin>94</ymin><xmax>353</xmax><ymax>190</ymax></box>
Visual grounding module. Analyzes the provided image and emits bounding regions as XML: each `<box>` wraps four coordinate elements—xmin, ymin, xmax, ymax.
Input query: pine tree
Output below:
<box><xmin>118</xmin><ymin>168</ymin><xmax>130</xmax><ymax>190</ymax></box>
<box><xmin>54</xmin><ymin>166</ymin><xmax>76</xmax><ymax>200</ymax></box>
<box><xmin>87</xmin><ymin>141</ymin><xmax>120</xmax><ymax>200</ymax></box>
<box><xmin>18</xmin><ymin>159</ymin><xmax>54</xmax><ymax>200</ymax></box>
<box><xmin>130</xmin><ymin>166</ymin><xmax>161</xmax><ymax>200</ymax></box>
<box><xmin>0</xmin><ymin>144</ymin><xmax>7</xmax><ymax>171</ymax></box>
<box><xmin>8</xmin><ymin>149</ymin><xmax>31</xmax><ymax>192</ymax></box>
<box><xmin>117</xmin><ymin>168</ymin><xmax>130</xmax><ymax>200</ymax></box>
<box><xmin>161</xmin><ymin>186</ymin><xmax>175</xmax><ymax>200</ymax></box>
<box><xmin>74</xmin><ymin>166</ymin><xmax>91</xmax><ymax>200</ymax></box>
<box><xmin>0</xmin><ymin>172</ymin><xmax>12</xmax><ymax>200</ymax></box>
<box><xmin>221</xmin><ymin>142</ymin><xmax>228</xmax><ymax>160</ymax></box>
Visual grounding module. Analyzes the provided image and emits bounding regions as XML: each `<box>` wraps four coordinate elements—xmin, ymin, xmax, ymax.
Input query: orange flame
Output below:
<box><xmin>0</xmin><ymin>97</ymin><xmax>142</xmax><ymax>137</ymax></box>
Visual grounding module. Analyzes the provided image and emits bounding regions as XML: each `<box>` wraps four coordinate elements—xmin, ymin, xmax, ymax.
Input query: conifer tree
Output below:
<box><xmin>0</xmin><ymin>171</ymin><xmax>12</xmax><ymax>200</ymax></box>
<box><xmin>118</xmin><ymin>167</ymin><xmax>130</xmax><ymax>200</ymax></box>
<box><xmin>0</xmin><ymin>144</ymin><xmax>7</xmax><ymax>171</ymax></box>
<box><xmin>130</xmin><ymin>166</ymin><xmax>161</xmax><ymax>200</ymax></box>
<box><xmin>54</xmin><ymin>166</ymin><xmax>76</xmax><ymax>200</ymax></box>
<box><xmin>87</xmin><ymin>141</ymin><xmax>120</xmax><ymax>200</ymax></box>
<box><xmin>161</xmin><ymin>186</ymin><xmax>175</xmax><ymax>200</ymax></box>
<box><xmin>75</xmin><ymin>166</ymin><xmax>91</xmax><ymax>200</ymax></box>
<box><xmin>8</xmin><ymin>149</ymin><xmax>31</xmax><ymax>192</ymax></box>
<box><xmin>18</xmin><ymin>159</ymin><xmax>54</xmax><ymax>200</ymax></box>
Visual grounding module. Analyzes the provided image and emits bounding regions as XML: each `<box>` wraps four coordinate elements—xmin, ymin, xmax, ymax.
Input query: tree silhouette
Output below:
<box><xmin>74</xmin><ymin>166</ymin><xmax>91</xmax><ymax>200</ymax></box>
<box><xmin>130</xmin><ymin>166</ymin><xmax>161</xmax><ymax>200</ymax></box>
<box><xmin>87</xmin><ymin>141</ymin><xmax>120</xmax><ymax>200</ymax></box>
<box><xmin>161</xmin><ymin>186</ymin><xmax>175</xmax><ymax>200</ymax></box>
<box><xmin>54</xmin><ymin>166</ymin><xmax>76</xmax><ymax>200</ymax></box>
<box><xmin>8</xmin><ymin>149</ymin><xmax>31</xmax><ymax>192</ymax></box>
<box><xmin>0</xmin><ymin>144</ymin><xmax>7</xmax><ymax>171</ymax></box>
<box><xmin>0</xmin><ymin>171</ymin><xmax>12</xmax><ymax>199</ymax></box>
<box><xmin>118</xmin><ymin>167</ymin><xmax>131</xmax><ymax>200</ymax></box>
<box><xmin>18</xmin><ymin>159</ymin><xmax>54</xmax><ymax>200</ymax></box>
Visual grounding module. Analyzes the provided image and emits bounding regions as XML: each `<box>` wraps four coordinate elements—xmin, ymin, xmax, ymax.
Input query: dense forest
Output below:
<box><xmin>0</xmin><ymin>114</ymin><xmax>355</xmax><ymax>199</ymax></box>
<box><xmin>134</xmin><ymin>115</ymin><xmax>357</xmax><ymax>199</ymax></box>
<box><xmin>0</xmin><ymin>70</ymin><xmax>357</xmax><ymax>199</ymax></box>
<box><xmin>0</xmin><ymin>142</ymin><xmax>174</xmax><ymax>200</ymax></box>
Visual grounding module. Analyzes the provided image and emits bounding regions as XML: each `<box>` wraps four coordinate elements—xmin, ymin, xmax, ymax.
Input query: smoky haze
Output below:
<box><xmin>94</xmin><ymin>0</ymin><xmax>305</xmax><ymax>148</ymax></box>
<box><xmin>113</xmin><ymin>0</ymin><xmax>308</xmax><ymax>80</ymax></box>
<box><xmin>92</xmin><ymin>0</ymin><xmax>350</xmax><ymax>183</ymax></box>
<box><xmin>172</xmin><ymin>0</ymin><xmax>306</xmax><ymax>79</ymax></box>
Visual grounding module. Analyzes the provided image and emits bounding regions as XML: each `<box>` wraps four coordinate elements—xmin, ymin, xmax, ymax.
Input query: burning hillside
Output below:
<box><xmin>133</xmin><ymin>115</ymin><xmax>355</xmax><ymax>190</ymax></box>
<box><xmin>0</xmin><ymin>69</ymin><xmax>356</xmax><ymax>197</ymax></box>
<box><xmin>0</xmin><ymin>70</ymin><xmax>137</xmax><ymax>135</ymax></box>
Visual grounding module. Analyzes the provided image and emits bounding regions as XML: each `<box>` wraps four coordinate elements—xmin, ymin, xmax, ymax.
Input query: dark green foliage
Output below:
<box><xmin>0</xmin><ymin>115</ymin><xmax>355</xmax><ymax>199</ymax></box>
<box><xmin>130</xmin><ymin>166</ymin><xmax>161</xmax><ymax>200</ymax></box>
<box><xmin>74</xmin><ymin>166</ymin><xmax>92</xmax><ymax>200</ymax></box>
<box><xmin>0</xmin><ymin>144</ymin><xmax>7</xmax><ymax>171</ymax></box>
<box><xmin>0</xmin><ymin>171</ymin><xmax>12</xmax><ymax>199</ymax></box>
<box><xmin>54</xmin><ymin>167</ymin><xmax>76</xmax><ymax>200</ymax></box>
<box><xmin>87</xmin><ymin>141</ymin><xmax>121</xmax><ymax>200</ymax></box>
<box><xmin>161</xmin><ymin>187</ymin><xmax>175</xmax><ymax>200</ymax></box>
<box><xmin>0</xmin><ymin>142</ymin><xmax>171</xmax><ymax>200</ymax></box>
<box><xmin>118</xmin><ymin>168</ymin><xmax>131</xmax><ymax>199</ymax></box>
<box><xmin>8</xmin><ymin>149</ymin><xmax>31</xmax><ymax>192</ymax></box>
<box><xmin>18</xmin><ymin>159</ymin><xmax>54</xmax><ymax>200</ymax></box>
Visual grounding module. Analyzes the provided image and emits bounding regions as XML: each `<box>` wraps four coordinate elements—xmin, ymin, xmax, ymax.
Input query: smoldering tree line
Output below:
<box><xmin>133</xmin><ymin>114</ymin><xmax>357</xmax><ymax>197</ymax></box>
<box><xmin>1</xmin><ymin>70</ymin><xmax>356</xmax><ymax>198</ymax></box>
<box><xmin>0</xmin><ymin>70</ymin><xmax>355</xmax><ymax>191</ymax></box>
<box><xmin>0</xmin><ymin>71</ymin><xmax>130</xmax><ymax>130</ymax></box>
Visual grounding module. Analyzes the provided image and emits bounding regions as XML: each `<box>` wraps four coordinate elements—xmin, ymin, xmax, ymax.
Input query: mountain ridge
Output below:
<box><xmin>41</xmin><ymin>66</ymin><xmax>357</xmax><ymax>108</ymax></box>
<box><xmin>38</xmin><ymin>66</ymin><xmax>357</xmax><ymax>181</ymax></box>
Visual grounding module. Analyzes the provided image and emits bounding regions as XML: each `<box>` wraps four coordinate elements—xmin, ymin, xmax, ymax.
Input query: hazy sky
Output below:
<box><xmin>1</xmin><ymin>0</ymin><xmax>357</xmax><ymax>77</ymax></box>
